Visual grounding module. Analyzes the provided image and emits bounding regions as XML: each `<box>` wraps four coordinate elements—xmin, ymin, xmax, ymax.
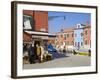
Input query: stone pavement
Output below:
<box><xmin>23</xmin><ymin>53</ymin><xmax>91</xmax><ymax>69</ymax></box>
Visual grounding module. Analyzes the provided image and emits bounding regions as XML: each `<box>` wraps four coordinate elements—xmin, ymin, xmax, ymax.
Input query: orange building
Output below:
<box><xmin>55</xmin><ymin>28</ymin><xmax>74</xmax><ymax>47</ymax></box>
<box><xmin>54</xmin><ymin>32</ymin><xmax>63</xmax><ymax>46</ymax></box>
<box><xmin>63</xmin><ymin>28</ymin><xmax>74</xmax><ymax>46</ymax></box>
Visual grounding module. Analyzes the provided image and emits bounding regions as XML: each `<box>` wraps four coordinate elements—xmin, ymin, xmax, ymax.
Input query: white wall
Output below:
<box><xmin>0</xmin><ymin>0</ymin><xmax>100</xmax><ymax>80</ymax></box>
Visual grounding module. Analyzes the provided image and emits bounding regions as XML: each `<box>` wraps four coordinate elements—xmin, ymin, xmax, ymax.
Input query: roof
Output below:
<box><xmin>63</xmin><ymin>27</ymin><xmax>74</xmax><ymax>32</ymax></box>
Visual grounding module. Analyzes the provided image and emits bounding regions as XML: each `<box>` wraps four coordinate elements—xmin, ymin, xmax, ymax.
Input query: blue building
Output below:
<box><xmin>74</xmin><ymin>23</ymin><xmax>85</xmax><ymax>50</ymax></box>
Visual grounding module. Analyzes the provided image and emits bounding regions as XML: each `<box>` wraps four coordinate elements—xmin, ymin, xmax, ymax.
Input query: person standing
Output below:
<box><xmin>40</xmin><ymin>45</ymin><xmax>45</xmax><ymax>62</ymax></box>
<box><xmin>36</xmin><ymin>44</ymin><xmax>41</xmax><ymax>63</ymax></box>
<box><xmin>28</xmin><ymin>44</ymin><xmax>34</xmax><ymax>64</ymax></box>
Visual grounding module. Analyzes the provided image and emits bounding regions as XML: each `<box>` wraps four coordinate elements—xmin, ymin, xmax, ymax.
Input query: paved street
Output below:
<box><xmin>23</xmin><ymin>53</ymin><xmax>91</xmax><ymax>69</ymax></box>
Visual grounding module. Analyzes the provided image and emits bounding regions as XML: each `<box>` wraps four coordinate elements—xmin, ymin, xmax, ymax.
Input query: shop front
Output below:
<box><xmin>24</xmin><ymin>30</ymin><xmax>56</xmax><ymax>50</ymax></box>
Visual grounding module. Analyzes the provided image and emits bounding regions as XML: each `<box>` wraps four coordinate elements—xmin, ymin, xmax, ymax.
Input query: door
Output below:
<box><xmin>34</xmin><ymin>41</ymin><xmax>41</xmax><ymax>46</ymax></box>
<box><xmin>78</xmin><ymin>42</ymin><xmax>80</xmax><ymax>50</ymax></box>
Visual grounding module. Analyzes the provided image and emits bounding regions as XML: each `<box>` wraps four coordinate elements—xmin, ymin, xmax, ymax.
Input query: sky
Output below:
<box><xmin>48</xmin><ymin>11</ymin><xmax>91</xmax><ymax>33</ymax></box>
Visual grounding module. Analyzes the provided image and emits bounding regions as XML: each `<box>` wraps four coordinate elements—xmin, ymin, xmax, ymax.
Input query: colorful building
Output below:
<box><xmin>55</xmin><ymin>23</ymin><xmax>91</xmax><ymax>51</ymax></box>
<box><xmin>55</xmin><ymin>28</ymin><xmax>74</xmax><ymax>51</ymax></box>
<box><xmin>23</xmin><ymin>10</ymin><xmax>91</xmax><ymax>51</ymax></box>
<box><xmin>63</xmin><ymin>28</ymin><xmax>74</xmax><ymax>47</ymax></box>
<box><xmin>74</xmin><ymin>23</ymin><xmax>85</xmax><ymax>50</ymax></box>
<box><xmin>55</xmin><ymin>32</ymin><xmax>64</xmax><ymax>46</ymax></box>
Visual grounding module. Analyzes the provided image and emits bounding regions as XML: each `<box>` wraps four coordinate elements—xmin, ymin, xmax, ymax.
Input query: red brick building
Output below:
<box><xmin>23</xmin><ymin>32</ymin><xmax>32</xmax><ymax>43</ymax></box>
<box><xmin>33</xmin><ymin>11</ymin><xmax>48</xmax><ymax>32</ymax></box>
<box><xmin>83</xmin><ymin>25</ymin><xmax>91</xmax><ymax>49</ymax></box>
<box><xmin>23</xmin><ymin>10</ymin><xmax>48</xmax><ymax>32</ymax></box>
<box><xmin>55</xmin><ymin>28</ymin><xmax>74</xmax><ymax>47</ymax></box>
<box><xmin>23</xmin><ymin>10</ymin><xmax>56</xmax><ymax>46</ymax></box>
<box><xmin>55</xmin><ymin>32</ymin><xmax>64</xmax><ymax>46</ymax></box>
<box><xmin>63</xmin><ymin>28</ymin><xmax>74</xmax><ymax>46</ymax></box>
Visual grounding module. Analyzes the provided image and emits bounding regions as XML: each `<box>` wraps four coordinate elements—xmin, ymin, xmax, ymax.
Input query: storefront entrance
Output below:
<box><xmin>34</xmin><ymin>40</ymin><xmax>41</xmax><ymax>46</ymax></box>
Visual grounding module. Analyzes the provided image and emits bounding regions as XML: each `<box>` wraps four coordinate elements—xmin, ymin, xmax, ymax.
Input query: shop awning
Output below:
<box><xmin>25</xmin><ymin>30</ymin><xmax>56</xmax><ymax>37</ymax></box>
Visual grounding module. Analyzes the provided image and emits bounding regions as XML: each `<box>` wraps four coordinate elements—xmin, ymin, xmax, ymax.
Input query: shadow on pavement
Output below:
<box><xmin>50</xmin><ymin>52</ymin><xmax>70</xmax><ymax>59</ymax></box>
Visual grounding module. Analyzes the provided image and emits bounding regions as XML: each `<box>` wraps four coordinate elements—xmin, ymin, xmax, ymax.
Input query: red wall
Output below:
<box><xmin>23</xmin><ymin>10</ymin><xmax>33</xmax><ymax>17</ymax></box>
<box><xmin>23</xmin><ymin>10</ymin><xmax>48</xmax><ymax>32</ymax></box>
<box><xmin>23</xmin><ymin>10</ymin><xmax>48</xmax><ymax>43</ymax></box>
<box><xmin>33</xmin><ymin>11</ymin><xmax>48</xmax><ymax>32</ymax></box>
<box><xmin>83</xmin><ymin>27</ymin><xmax>91</xmax><ymax>45</ymax></box>
<box><xmin>23</xmin><ymin>32</ymin><xmax>32</xmax><ymax>42</ymax></box>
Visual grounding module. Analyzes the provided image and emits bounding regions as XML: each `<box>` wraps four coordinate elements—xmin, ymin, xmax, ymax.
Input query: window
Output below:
<box><xmin>67</xmin><ymin>41</ymin><xmax>69</xmax><ymax>45</ymax></box>
<box><xmin>75</xmin><ymin>34</ymin><xmax>77</xmax><ymax>37</ymax></box>
<box><xmin>81</xmin><ymin>42</ymin><xmax>83</xmax><ymax>46</ymax></box>
<box><xmin>77</xmin><ymin>24</ymin><xmax>80</xmax><ymax>28</ymax></box>
<box><xmin>67</xmin><ymin>34</ymin><xmax>69</xmax><ymax>37</ymax></box>
<box><xmin>23</xmin><ymin>15</ymin><xmax>34</xmax><ymax>30</ymax></box>
<box><xmin>65</xmin><ymin>42</ymin><xmax>67</xmax><ymax>45</ymax></box>
<box><xmin>64</xmin><ymin>34</ymin><xmax>67</xmax><ymax>40</ymax></box>
<box><xmin>61</xmin><ymin>34</ymin><xmax>63</xmax><ymax>38</ymax></box>
<box><xmin>78</xmin><ymin>42</ymin><xmax>80</xmax><ymax>47</ymax></box>
<box><xmin>75</xmin><ymin>42</ymin><xmax>77</xmax><ymax>46</ymax></box>
<box><xmin>81</xmin><ymin>33</ymin><xmax>83</xmax><ymax>37</ymax></box>
<box><xmin>71</xmin><ymin>41</ymin><xmax>74</xmax><ymax>45</ymax></box>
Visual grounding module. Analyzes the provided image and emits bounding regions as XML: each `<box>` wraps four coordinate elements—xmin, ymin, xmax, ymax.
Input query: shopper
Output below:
<box><xmin>36</xmin><ymin>44</ymin><xmax>41</xmax><ymax>63</ymax></box>
<box><xmin>40</xmin><ymin>45</ymin><xmax>45</xmax><ymax>62</ymax></box>
<box><xmin>28</xmin><ymin>44</ymin><xmax>35</xmax><ymax>64</ymax></box>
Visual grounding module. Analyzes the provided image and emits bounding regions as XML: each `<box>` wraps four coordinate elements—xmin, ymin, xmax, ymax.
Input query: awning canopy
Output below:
<box><xmin>25</xmin><ymin>30</ymin><xmax>56</xmax><ymax>37</ymax></box>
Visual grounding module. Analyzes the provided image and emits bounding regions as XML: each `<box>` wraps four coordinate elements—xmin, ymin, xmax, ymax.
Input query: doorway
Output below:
<box><xmin>34</xmin><ymin>40</ymin><xmax>41</xmax><ymax>46</ymax></box>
